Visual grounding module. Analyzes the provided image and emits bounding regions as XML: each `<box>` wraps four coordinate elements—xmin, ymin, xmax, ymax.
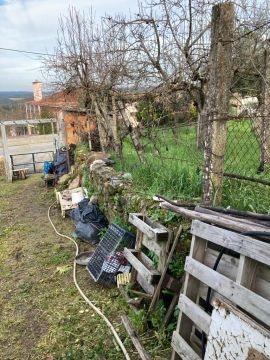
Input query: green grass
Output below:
<box><xmin>0</xmin><ymin>175</ymin><xmax>172</xmax><ymax>359</ymax></box>
<box><xmin>114</xmin><ymin>125</ymin><xmax>202</xmax><ymax>200</ymax></box>
<box><xmin>113</xmin><ymin>121</ymin><xmax>270</xmax><ymax>213</ymax></box>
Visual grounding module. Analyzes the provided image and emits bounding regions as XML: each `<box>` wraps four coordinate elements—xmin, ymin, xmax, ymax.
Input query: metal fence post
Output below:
<box><xmin>32</xmin><ymin>153</ymin><xmax>36</xmax><ymax>173</ymax></box>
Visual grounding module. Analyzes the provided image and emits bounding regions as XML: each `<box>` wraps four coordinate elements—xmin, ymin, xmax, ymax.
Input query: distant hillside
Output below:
<box><xmin>0</xmin><ymin>91</ymin><xmax>33</xmax><ymax>105</ymax></box>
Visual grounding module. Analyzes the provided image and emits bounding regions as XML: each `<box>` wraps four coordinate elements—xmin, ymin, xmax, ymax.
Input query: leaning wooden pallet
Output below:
<box><xmin>169</xmin><ymin>218</ymin><xmax>270</xmax><ymax>360</ymax></box>
<box><xmin>124</xmin><ymin>213</ymin><xmax>172</xmax><ymax>296</ymax></box>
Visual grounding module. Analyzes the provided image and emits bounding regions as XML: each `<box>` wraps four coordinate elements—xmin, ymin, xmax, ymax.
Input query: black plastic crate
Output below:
<box><xmin>87</xmin><ymin>223</ymin><xmax>135</xmax><ymax>287</ymax></box>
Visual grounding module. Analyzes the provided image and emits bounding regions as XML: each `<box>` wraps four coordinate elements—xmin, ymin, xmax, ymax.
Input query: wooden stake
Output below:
<box><xmin>121</xmin><ymin>315</ymin><xmax>152</xmax><ymax>360</ymax></box>
<box><xmin>202</xmin><ymin>3</ymin><xmax>235</xmax><ymax>204</ymax></box>
<box><xmin>148</xmin><ymin>226</ymin><xmax>183</xmax><ymax>315</ymax></box>
<box><xmin>0</xmin><ymin>123</ymin><xmax>12</xmax><ymax>182</ymax></box>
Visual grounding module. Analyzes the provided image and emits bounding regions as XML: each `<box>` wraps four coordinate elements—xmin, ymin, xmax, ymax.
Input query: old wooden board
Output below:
<box><xmin>185</xmin><ymin>257</ymin><xmax>270</xmax><ymax>327</ymax></box>
<box><xmin>161</xmin><ymin>204</ymin><xmax>269</xmax><ymax>233</ymax></box>
<box><xmin>123</xmin><ymin>248</ymin><xmax>160</xmax><ymax>284</ymax></box>
<box><xmin>172</xmin><ymin>218</ymin><xmax>270</xmax><ymax>360</ymax></box>
<box><xmin>191</xmin><ymin>220</ymin><xmax>270</xmax><ymax>266</ymax></box>
<box><xmin>129</xmin><ymin>213</ymin><xmax>169</xmax><ymax>241</ymax></box>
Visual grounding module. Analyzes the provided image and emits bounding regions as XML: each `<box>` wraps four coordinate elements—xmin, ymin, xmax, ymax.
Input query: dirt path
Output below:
<box><xmin>0</xmin><ymin>175</ymin><xmax>135</xmax><ymax>360</ymax></box>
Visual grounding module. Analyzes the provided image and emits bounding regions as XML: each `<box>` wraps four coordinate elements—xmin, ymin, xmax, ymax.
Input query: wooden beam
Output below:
<box><xmin>160</xmin><ymin>203</ymin><xmax>270</xmax><ymax>233</ymax></box>
<box><xmin>204</xmin><ymin>248</ymin><xmax>238</xmax><ymax>281</ymax></box>
<box><xmin>191</xmin><ymin>220</ymin><xmax>270</xmax><ymax>266</ymax></box>
<box><xmin>171</xmin><ymin>235</ymin><xmax>207</xmax><ymax>360</ymax></box>
<box><xmin>195</xmin><ymin>206</ymin><xmax>269</xmax><ymax>229</ymax></box>
<box><xmin>129</xmin><ymin>213</ymin><xmax>169</xmax><ymax>241</ymax></box>
<box><xmin>118</xmin><ymin>285</ymin><xmax>137</xmax><ymax>311</ymax></box>
<box><xmin>148</xmin><ymin>226</ymin><xmax>182</xmax><ymax>314</ymax></box>
<box><xmin>236</xmin><ymin>255</ymin><xmax>258</xmax><ymax>288</ymax></box>
<box><xmin>137</xmin><ymin>273</ymin><xmax>155</xmax><ymax>295</ymax></box>
<box><xmin>0</xmin><ymin>118</ymin><xmax>57</xmax><ymax>125</ymax></box>
<box><xmin>185</xmin><ymin>256</ymin><xmax>270</xmax><ymax>326</ymax></box>
<box><xmin>121</xmin><ymin>315</ymin><xmax>151</xmax><ymax>360</ymax></box>
<box><xmin>123</xmin><ymin>248</ymin><xmax>160</xmax><ymax>284</ymax></box>
<box><xmin>0</xmin><ymin>124</ymin><xmax>12</xmax><ymax>182</ymax></box>
<box><xmin>171</xmin><ymin>332</ymin><xmax>200</xmax><ymax>360</ymax></box>
<box><xmin>178</xmin><ymin>294</ymin><xmax>211</xmax><ymax>336</ymax></box>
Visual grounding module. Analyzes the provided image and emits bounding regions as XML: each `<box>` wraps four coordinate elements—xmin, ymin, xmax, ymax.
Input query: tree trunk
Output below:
<box><xmin>93</xmin><ymin>100</ymin><xmax>109</xmax><ymax>152</ymax></box>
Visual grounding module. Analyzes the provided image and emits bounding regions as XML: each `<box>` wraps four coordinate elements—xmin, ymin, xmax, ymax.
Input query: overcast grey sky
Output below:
<box><xmin>0</xmin><ymin>0</ymin><xmax>136</xmax><ymax>91</ymax></box>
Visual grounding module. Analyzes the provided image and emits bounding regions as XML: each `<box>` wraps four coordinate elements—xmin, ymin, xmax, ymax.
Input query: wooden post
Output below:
<box><xmin>203</xmin><ymin>3</ymin><xmax>235</xmax><ymax>204</ymax></box>
<box><xmin>117</xmin><ymin>101</ymin><xmax>144</xmax><ymax>163</ymax></box>
<box><xmin>258</xmin><ymin>47</ymin><xmax>270</xmax><ymax>173</ymax></box>
<box><xmin>0</xmin><ymin>123</ymin><xmax>12</xmax><ymax>182</ymax></box>
<box><xmin>112</xmin><ymin>96</ymin><xmax>123</xmax><ymax>159</ymax></box>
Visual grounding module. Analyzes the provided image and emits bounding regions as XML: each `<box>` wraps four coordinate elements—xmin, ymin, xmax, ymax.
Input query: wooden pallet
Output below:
<box><xmin>171</xmin><ymin>219</ymin><xmax>270</xmax><ymax>360</ymax></box>
<box><xmin>123</xmin><ymin>213</ymin><xmax>181</xmax><ymax>298</ymax></box>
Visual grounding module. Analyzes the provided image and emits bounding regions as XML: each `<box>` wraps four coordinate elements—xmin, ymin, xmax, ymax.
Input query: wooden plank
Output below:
<box><xmin>130</xmin><ymin>230</ymin><xmax>143</xmax><ymax>285</ymax></box>
<box><xmin>124</xmin><ymin>248</ymin><xmax>160</xmax><ymax>284</ymax></box>
<box><xmin>140</xmin><ymin>252</ymin><xmax>156</xmax><ymax>270</ymax></box>
<box><xmin>129</xmin><ymin>290</ymin><xmax>152</xmax><ymax>299</ymax></box>
<box><xmin>204</xmin><ymin>248</ymin><xmax>238</xmax><ymax>281</ymax></box>
<box><xmin>178</xmin><ymin>294</ymin><xmax>211</xmax><ymax>335</ymax></box>
<box><xmin>172</xmin><ymin>235</ymin><xmax>207</xmax><ymax>360</ymax></box>
<box><xmin>129</xmin><ymin>213</ymin><xmax>168</xmax><ymax>241</ymax></box>
<box><xmin>171</xmin><ymin>332</ymin><xmax>200</xmax><ymax>360</ymax></box>
<box><xmin>254</xmin><ymin>265</ymin><xmax>270</xmax><ymax>300</ymax></box>
<box><xmin>195</xmin><ymin>206</ymin><xmax>268</xmax><ymax>230</ymax></box>
<box><xmin>204</xmin><ymin>250</ymin><xmax>270</xmax><ymax>300</ymax></box>
<box><xmin>190</xmin><ymin>333</ymin><xmax>203</xmax><ymax>357</ymax></box>
<box><xmin>142</xmin><ymin>235</ymin><xmax>162</xmax><ymax>257</ymax></box>
<box><xmin>197</xmin><ymin>283</ymin><xmax>234</xmax><ymax>307</ymax></box>
<box><xmin>161</xmin><ymin>204</ymin><xmax>269</xmax><ymax>233</ymax></box>
<box><xmin>236</xmin><ymin>255</ymin><xmax>257</xmax><ymax>288</ymax></box>
<box><xmin>148</xmin><ymin>226</ymin><xmax>182</xmax><ymax>314</ymax></box>
<box><xmin>137</xmin><ymin>273</ymin><xmax>155</xmax><ymax>295</ymax></box>
<box><xmin>0</xmin><ymin>118</ymin><xmax>57</xmax><ymax>125</ymax></box>
<box><xmin>121</xmin><ymin>315</ymin><xmax>152</xmax><ymax>360</ymax></box>
<box><xmin>185</xmin><ymin>257</ymin><xmax>270</xmax><ymax>326</ymax></box>
<box><xmin>191</xmin><ymin>220</ymin><xmax>270</xmax><ymax>266</ymax></box>
<box><xmin>213</xmin><ymin>299</ymin><xmax>270</xmax><ymax>338</ymax></box>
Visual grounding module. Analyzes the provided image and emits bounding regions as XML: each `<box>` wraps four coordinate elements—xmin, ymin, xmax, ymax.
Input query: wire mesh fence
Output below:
<box><xmin>225</xmin><ymin>117</ymin><xmax>270</xmax><ymax>180</ymax></box>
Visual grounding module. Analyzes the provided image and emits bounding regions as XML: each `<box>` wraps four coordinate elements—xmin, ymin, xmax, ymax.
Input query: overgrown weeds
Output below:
<box><xmin>113</xmin><ymin>125</ymin><xmax>270</xmax><ymax>213</ymax></box>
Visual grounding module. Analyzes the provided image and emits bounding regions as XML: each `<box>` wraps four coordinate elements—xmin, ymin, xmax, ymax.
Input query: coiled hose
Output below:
<box><xmin>48</xmin><ymin>202</ymin><xmax>131</xmax><ymax>360</ymax></box>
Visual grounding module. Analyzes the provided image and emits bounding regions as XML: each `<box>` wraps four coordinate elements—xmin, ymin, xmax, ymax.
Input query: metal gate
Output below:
<box><xmin>10</xmin><ymin>151</ymin><xmax>54</xmax><ymax>174</ymax></box>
